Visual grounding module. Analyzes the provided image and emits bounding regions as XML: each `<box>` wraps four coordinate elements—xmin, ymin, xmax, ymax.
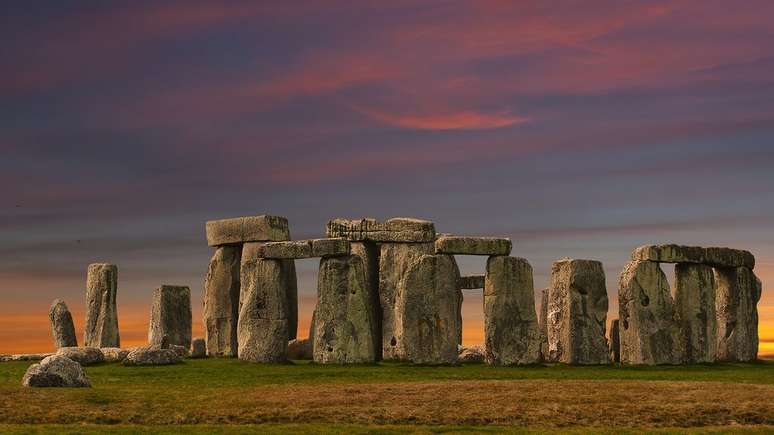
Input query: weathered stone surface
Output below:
<box><xmin>238</xmin><ymin>245</ymin><xmax>295</xmax><ymax>363</ymax></box>
<box><xmin>84</xmin><ymin>263</ymin><xmax>120</xmax><ymax>348</ymax></box>
<box><xmin>483</xmin><ymin>256</ymin><xmax>541</xmax><ymax>365</ymax></box>
<box><xmin>674</xmin><ymin>264</ymin><xmax>716</xmax><ymax>363</ymax></box>
<box><xmin>255</xmin><ymin>240</ymin><xmax>312</xmax><ymax>259</ymax></box>
<box><xmin>395</xmin><ymin>254</ymin><xmax>462</xmax><ymax>364</ymax></box>
<box><xmin>190</xmin><ymin>338</ymin><xmax>206</xmax><ymax>358</ymax></box>
<box><xmin>326</xmin><ymin>217</ymin><xmax>436</xmax><ymax>243</ymax></box>
<box><xmin>618</xmin><ymin>260</ymin><xmax>682</xmax><ymax>365</ymax></box>
<box><xmin>610</xmin><ymin>319</ymin><xmax>621</xmax><ymax>363</ymax></box>
<box><xmin>55</xmin><ymin>347</ymin><xmax>104</xmax><ymax>366</ymax></box>
<box><xmin>351</xmin><ymin>241</ymin><xmax>381</xmax><ymax>359</ymax></box>
<box><xmin>458</xmin><ymin>274</ymin><xmax>485</xmax><ymax>289</ymax></box>
<box><xmin>203</xmin><ymin>245</ymin><xmax>241</xmax><ymax>357</ymax></box>
<box><xmin>1</xmin><ymin>353</ymin><xmax>52</xmax><ymax>362</ymax></box>
<box><xmin>101</xmin><ymin>348</ymin><xmax>130</xmax><ymax>363</ymax></box>
<box><xmin>547</xmin><ymin>259</ymin><xmax>610</xmax><ymax>364</ymax></box>
<box><xmin>22</xmin><ymin>355</ymin><xmax>91</xmax><ymax>388</ymax></box>
<box><xmin>378</xmin><ymin>242</ymin><xmax>434</xmax><ymax>360</ymax></box>
<box><xmin>124</xmin><ymin>347</ymin><xmax>181</xmax><ymax>365</ymax></box>
<box><xmin>148</xmin><ymin>285</ymin><xmax>192</xmax><ymax>349</ymax></box>
<box><xmin>288</xmin><ymin>338</ymin><xmax>312</xmax><ymax>360</ymax></box>
<box><xmin>206</xmin><ymin>215</ymin><xmax>290</xmax><ymax>246</ymax></box>
<box><xmin>311</xmin><ymin>238</ymin><xmax>351</xmax><ymax>257</ymax></box>
<box><xmin>632</xmin><ymin>244</ymin><xmax>755</xmax><ymax>269</ymax></box>
<box><xmin>435</xmin><ymin>236</ymin><xmax>512</xmax><ymax>256</ymax></box>
<box><xmin>538</xmin><ymin>288</ymin><xmax>549</xmax><ymax>361</ymax></box>
<box><xmin>169</xmin><ymin>344</ymin><xmax>188</xmax><ymax>357</ymax></box>
<box><xmin>313</xmin><ymin>255</ymin><xmax>377</xmax><ymax>364</ymax></box>
<box><xmin>49</xmin><ymin>299</ymin><xmax>77</xmax><ymax>349</ymax></box>
<box><xmin>715</xmin><ymin>267</ymin><xmax>762</xmax><ymax>362</ymax></box>
<box><xmin>458</xmin><ymin>345</ymin><xmax>485</xmax><ymax>363</ymax></box>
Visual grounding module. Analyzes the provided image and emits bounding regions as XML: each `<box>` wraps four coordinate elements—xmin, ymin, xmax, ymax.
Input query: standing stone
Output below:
<box><xmin>202</xmin><ymin>246</ymin><xmax>241</xmax><ymax>357</ymax></box>
<box><xmin>350</xmin><ymin>241</ymin><xmax>381</xmax><ymax>358</ymax></box>
<box><xmin>395</xmin><ymin>254</ymin><xmax>462</xmax><ymax>364</ymax></box>
<box><xmin>547</xmin><ymin>259</ymin><xmax>610</xmax><ymax>364</ymax></box>
<box><xmin>190</xmin><ymin>338</ymin><xmax>206</xmax><ymax>358</ymax></box>
<box><xmin>538</xmin><ymin>288</ymin><xmax>549</xmax><ymax>361</ymax></box>
<box><xmin>237</xmin><ymin>243</ymin><xmax>293</xmax><ymax>363</ymax></box>
<box><xmin>285</xmin><ymin>261</ymin><xmax>298</xmax><ymax>341</ymax></box>
<box><xmin>378</xmin><ymin>242</ymin><xmax>434</xmax><ymax>360</ymax></box>
<box><xmin>674</xmin><ymin>264</ymin><xmax>716</xmax><ymax>363</ymax></box>
<box><xmin>312</xmin><ymin>255</ymin><xmax>377</xmax><ymax>364</ymax></box>
<box><xmin>84</xmin><ymin>263</ymin><xmax>119</xmax><ymax>348</ymax></box>
<box><xmin>49</xmin><ymin>299</ymin><xmax>77</xmax><ymax>349</ymax></box>
<box><xmin>618</xmin><ymin>260</ymin><xmax>682</xmax><ymax>364</ymax></box>
<box><xmin>609</xmin><ymin>319</ymin><xmax>621</xmax><ymax>363</ymax></box>
<box><xmin>148</xmin><ymin>285</ymin><xmax>192</xmax><ymax>349</ymax></box>
<box><xmin>715</xmin><ymin>267</ymin><xmax>762</xmax><ymax>362</ymax></box>
<box><xmin>483</xmin><ymin>256</ymin><xmax>541</xmax><ymax>365</ymax></box>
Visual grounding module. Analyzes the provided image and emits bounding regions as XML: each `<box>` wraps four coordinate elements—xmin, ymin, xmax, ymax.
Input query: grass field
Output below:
<box><xmin>1</xmin><ymin>359</ymin><xmax>774</xmax><ymax>433</ymax></box>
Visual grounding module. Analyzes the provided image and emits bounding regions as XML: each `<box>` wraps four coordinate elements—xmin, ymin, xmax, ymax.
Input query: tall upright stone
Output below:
<box><xmin>395</xmin><ymin>254</ymin><xmax>462</xmax><ymax>364</ymax></box>
<box><xmin>237</xmin><ymin>243</ymin><xmax>293</xmax><ymax>363</ymax></box>
<box><xmin>546</xmin><ymin>259</ymin><xmax>610</xmax><ymax>364</ymax></box>
<box><xmin>538</xmin><ymin>288</ymin><xmax>549</xmax><ymax>361</ymax></box>
<box><xmin>609</xmin><ymin>319</ymin><xmax>621</xmax><ymax>363</ymax></box>
<box><xmin>84</xmin><ymin>263</ymin><xmax>119</xmax><ymax>348</ymax></box>
<box><xmin>49</xmin><ymin>299</ymin><xmax>77</xmax><ymax>349</ymax></box>
<box><xmin>674</xmin><ymin>264</ymin><xmax>716</xmax><ymax>363</ymax></box>
<box><xmin>148</xmin><ymin>285</ymin><xmax>192</xmax><ymax>349</ymax></box>
<box><xmin>350</xmin><ymin>241</ymin><xmax>381</xmax><ymax>359</ymax></box>
<box><xmin>312</xmin><ymin>255</ymin><xmax>377</xmax><ymax>364</ymax></box>
<box><xmin>715</xmin><ymin>267</ymin><xmax>761</xmax><ymax>362</ymax></box>
<box><xmin>483</xmin><ymin>256</ymin><xmax>541</xmax><ymax>365</ymax></box>
<box><xmin>202</xmin><ymin>246</ymin><xmax>241</xmax><ymax>357</ymax></box>
<box><xmin>618</xmin><ymin>260</ymin><xmax>682</xmax><ymax>364</ymax></box>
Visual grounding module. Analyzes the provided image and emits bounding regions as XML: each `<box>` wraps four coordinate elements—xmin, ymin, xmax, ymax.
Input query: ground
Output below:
<box><xmin>1</xmin><ymin>359</ymin><xmax>773</xmax><ymax>434</ymax></box>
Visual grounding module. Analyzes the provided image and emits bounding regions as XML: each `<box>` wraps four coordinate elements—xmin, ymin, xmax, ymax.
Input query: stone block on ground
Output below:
<box><xmin>631</xmin><ymin>244</ymin><xmax>755</xmax><ymax>269</ymax></box>
<box><xmin>288</xmin><ymin>338</ymin><xmax>312</xmax><ymax>360</ymax></box>
<box><xmin>49</xmin><ymin>299</ymin><xmax>77</xmax><ymax>349</ymax></box>
<box><xmin>458</xmin><ymin>345</ymin><xmax>485</xmax><ymax>363</ymax></box>
<box><xmin>326</xmin><ymin>217</ymin><xmax>436</xmax><ymax>243</ymax></box>
<box><xmin>148</xmin><ymin>285</ymin><xmax>192</xmax><ymax>349</ymax></box>
<box><xmin>190</xmin><ymin>338</ymin><xmax>206</xmax><ymax>358</ymax></box>
<box><xmin>435</xmin><ymin>236</ymin><xmax>512</xmax><ymax>256</ymax></box>
<box><xmin>55</xmin><ymin>347</ymin><xmax>104</xmax><ymax>366</ymax></box>
<box><xmin>674</xmin><ymin>264</ymin><xmax>716</xmax><ymax>363</ymax></box>
<box><xmin>84</xmin><ymin>263</ymin><xmax>120</xmax><ymax>348</ymax></box>
<box><xmin>22</xmin><ymin>355</ymin><xmax>91</xmax><ymax>388</ymax></box>
<box><xmin>101</xmin><ymin>348</ymin><xmax>130</xmax><ymax>363</ymax></box>
<box><xmin>715</xmin><ymin>267</ymin><xmax>762</xmax><ymax>362</ymax></box>
<box><xmin>206</xmin><ymin>215</ymin><xmax>290</xmax><ymax>246</ymax></box>
<box><xmin>124</xmin><ymin>347</ymin><xmax>181</xmax><ymax>365</ymax></box>
<box><xmin>458</xmin><ymin>274</ymin><xmax>485</xmax><ymax>289</ymax></box>
<box><xmin>203</xmin><ymin>245</ymin><xmax>241</xmax><ymax>357</ymax></box>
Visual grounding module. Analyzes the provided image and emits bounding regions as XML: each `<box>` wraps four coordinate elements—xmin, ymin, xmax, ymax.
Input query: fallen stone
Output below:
<box><xmin>55</xmin><ymin>347</ymin><xmax>104</xmax><ymax>366</ymax></box>
<box><xmin>1</xmin><ymin>353</ymin><xmax>53</xmax><ymax>362</ymax></box>
<box><xmin>458</xmin><ymin>345</ymin><xmax>485</xmax><ymax>363</ymax></box>
<box><xmin>715</xmin><ymin>267</ymin><xmax>762</xmax><ymax>362</ymax></box>
<box><xmin>312</xmin><ymin>255</ymin><xmax>377</xmax><ymax>364</ymax></box>
<box><xmin>190</xmin><ymin>338</ymin><xmax>206</xmax><ymax>358</ymax></box>
<box><xmin>484</xmin><ymin>256</ymin><xmax>541</xmax><ymax>365</ymax></box>
<box><xmin>84</xmin><ymin>263</ymin><xmax>120</xmax><ymax>348</ymax></box>
<box><xmin>326</xmin><ymin>217</ymin><xmax>436</xmax><ymax>243</ymax></box>
<box><xmin>631</xmin><ymin>244</ymin><xmax>755</xmax><ymax>269</ymax></box>
<box><xmin>101</xmin><ymin>348</ymin><xmax>130</xmax><ymax>363</ymax></box>
<box><xmin>538</xmin><ymin>288</ymin><xmax>549</xmax><ymax>361</ymax></box>
<box><xmin>311</xmin><ymin>238</ymin><xmax>351</xmax><ymax>257</ymax></box>
<box><xmin>124</xmin><ymin>347</ymin><xmax>181</xmax><ymax>366</ymax></box>
<box><xmin>206</xmin><ymin>215</ymin><xmax>290</xmax><ymax>246</ymax></box>
<box><xmin>288</xmin><ymin>338</ymin><xmax>312</xmax><ymax>360</ymax></box>
<box><xmin>618</xmin><ymin>260</ymin><xmax>683</xmax><ymax>365</ymax></box>
<box><xmin>203</xmin><ymin>245</ymin><xmax>241</xmax><ymax>357</ymax></box>
<box><xmin>169</xmin><ymin>344</ymin><xmax>188</xmax><ymax>357</ymax></box>
<box><xmin>547</xmin><ymin>259</ymin><xmax>610</xmax><ymax>364</ymax></box>
<box><xmin>378</xmin><ymin>242</ymin><xmax>435</xmax><ymax>360</ymax></box>
<box><xmin>435</xmin><ymin>236</ymin><xmax>512</xmax><ymax>256</ymax></box>
<box><xmin>350</xmin><ymin>241</ymin><xmax>382</xmax><ymax>359</ymax></box>
<box><xmin>458</xmin><ymin>274</ymin><xmax>485</xmax><ymax>289</ymax></box>
<box><xmin>148</xmin><ymin>285</ymin><xmax>192</xmax><ymax>349</ymax></box>
<box><xmin>609</xmin><ymin>319</ymin><xmax>621</xmax><ymax>363</ymax></box>
<box><xmin>674</xmin><ymin>264</ymin><xmax>716</xmax><ymax>363</ymax></box>
<box><xmin>49</xmin><ymin>299</ymin><xmax>77</xmax><ymax>349</ymax></box>
<box><xmin>22</xmin><ymin>355</ymin><xmax>91</xmax><ymax>388</ymax></box>
<box><xmin>395</xmin><ymin>254</ymin><xmax>462</xmax><ymax>364</ymax></box>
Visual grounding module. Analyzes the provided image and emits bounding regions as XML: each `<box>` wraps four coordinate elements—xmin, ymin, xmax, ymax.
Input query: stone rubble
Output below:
<box><xmin>55</xmin><ymin>347</ymin><xmax>105</xmax><ymax>366</ymax></box>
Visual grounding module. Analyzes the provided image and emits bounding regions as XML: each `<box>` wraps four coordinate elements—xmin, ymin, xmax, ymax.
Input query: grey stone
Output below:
<box><xmin>435</xmin><ymin>236</ymin><xmax>512</xmax><ymax>256</ymax></box>
<box><xmin>124</xmin><ymin>347</ymin><xmax>181</xmax><ymax>365</ymax></box>
<box><xmin>483</xmin><ymin>256</ymin><xmax>541</xmax><ymax>365</ymax></box>
<box><xmin>378</xmin><ymin>242</ymin><xmax>434</xmax><ymax>360</ymax></box>
<box><xmin>101</xmin><ymin>348</ymin><xmax>130</xmax><ymax>363</ymax></box>
<box><xmin>49</xmin><ymin>299</ymin><xmax>77</xmax><ymax>349</ymax></box>
<box><xmin>55</xmin><ymin>347</ymin><xmax>104</xmax><ymax>366</ymax></box>
<box><xmin>203</xmin><ymin>245</ymin><xmax>241</xmax><ymax>357</ymax></box>
<box><xmin>618</xmin><ymin>260</ymin><xmax>682</xmax><ymax>364</ymax></box>
<box><xmin>458</xmin><ymin>345</ymin><xmax>485</xmax><ymax>363</ymax></box>
<box><xmin>631</xmin><ymin>244</ymin><xmax>755</xmax><ymax>269</ymax></box>
<box><xmin>288</xmin><ymin>338</ymin><xmax>312</xmax><ymax>360</ymax></box>
<box><xmin>190</xmin><ymin>338</ymin><xmax>206</xmax><ymax>358</ymax></box>
<box><xmin>326</xmin><ymin>217</ymin><xmax>436</xmax><ymax>243</ymax></box>
<box><xmin>674</xmin><ymin>264</ymin><xmax>716</xmax><ymax>363</ymax></box>
<box><xmin>458</xmin><ymin>274</ymin><xmax>485</xmax><ymax>289</ymax></box>
<box><xmin>351</xmin><ymin>241</ymin><xmax>381</xmax><ymax>359</ymax></box>
<box><xmin>547</xmin><ymin>259</ymin><xmax>610</xmax><ymax>364</ymax></box>
<box><xmin>311</xmin><ymin>238</ymin><xmax>351</xmax><ymax>257</ymax></box>
<box><xmin>22</xmin><ymin>355</ymin><xmax>91</xmax><ymax>388</ymax></box>
<box><xmin>148</xmin><ymin>285</ymin><xmax>192</xmax><ymax>349</ymax></box>
<box><xmin>2</xmin><ymin>353</ymin><xmax>53</xmax><ymax>362</ymax></box>
<box><xmin>312</xmin><ymin>255</ymin><xmax>377</xmax><ymax>364</ymax></box>
<box><xmin>538</xmin><ymin>288</ymin><xmax>549</xmax><ymax>361</ymax></box>
<box><xmin>169</xmin><ymin>344</ymin><xmax>188</xmax><ymax>357</ymax></box>
<box><xmin>206</xmin><ymin>215</ymin><xmax>290</xmax><ymax>247</ymax></box>
<box><xmin>255</xmin><ymin>240</ymin><xmax>312</xmax><ymax>259</ymax></box>
<box><xmin>610</xmin><ymin>319</ymin><xmax>620</xmax><ymax>363</ymax></box>
<box><xmin>715</xmin><ymin>267</ymin><xmax>762</xmax><ymax>362</ymax></box>
<box><xmin>84</xmin><ymin>263</ymin><xmax>120</xmax><ymax>348</ymax></box>
<box><xmin>395</xmin><ymin>254</ymin><xmax>462</xmax><ymax>364</ymax></box>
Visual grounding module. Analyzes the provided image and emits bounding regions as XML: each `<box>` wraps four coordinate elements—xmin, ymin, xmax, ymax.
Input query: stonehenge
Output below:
<box><xmin>203</xmin><ymin>245</ymin><xmax>241</xmax><ymax>357</ymax></box>
<box><xmin>84</xmin><ymin>263</ymin><xmax>120</xmax><ymax>348</ymax></box>
<box><xmin>715</xmin><ymin>267</ymin><xmax>762</xmax><ymax>361</ymax></box>
<box><xmin>22</xmin><ymin>355</ymin><xmax>91</xmax><ymax>388</ymax></box>
<box><xmin>148</xmin><ymin>285</ymin><xmax>192</xmax><ymax>349</ymax></box>
<box><xmin>49</xmin><ymin>299</ymin><xmax>77</xmax><ymax>349</ymax></box>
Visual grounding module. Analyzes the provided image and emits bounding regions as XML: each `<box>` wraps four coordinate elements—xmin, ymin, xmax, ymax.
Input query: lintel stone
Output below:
<box><xmin>435</xmin><ymin>235</ymin><xmax>511</xmax><ymax>256</ymax></box>
<box><xmin>206</xmin><ymin>215</ymin><xmax>290</xmax><ymax>247</ymax></box>
<box><xmin>631</xmin><ymin>244</ymin><xmax>754</xmax><ymax>269</ymax></box>
<box><xmin>326</xmin><ymin>217</ymin><xmax>435</xmax><ymax>243</ymax></box>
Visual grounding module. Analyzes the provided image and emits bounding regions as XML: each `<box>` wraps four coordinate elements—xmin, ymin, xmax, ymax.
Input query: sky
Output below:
<box><xmin>1</xmin><ymin>1</ymin><xmax>773</xmax><ymax>356</ymax></box>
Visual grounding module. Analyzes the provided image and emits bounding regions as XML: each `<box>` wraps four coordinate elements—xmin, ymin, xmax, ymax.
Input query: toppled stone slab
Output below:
<box><xmin>288</xmin><ymin>338</ymin><xmax>312</xmax><ymax>360</ymax></box>
<box><xmin>22</xmin><ymin>355</ymin><xmax>91</xmax><ymax>388</ymax></box>
<box><xmin>311</xmin><ymin>238</ymin><xmax>351</xmax><ymax>257</ymax></box>
<box><xmin>149</xmin><ymin>285</ymin><xmax>192</xmax><ymax>349</ymax></box>
<box><xmin>547</xmin><ymin>259</ymin><xmax>610</xmax><ymax>364</ymax></box>
<box><xmin>618</xmin><ymin>260</ymin><xmax>682</xmax><ymax>365</ymax></box>
<box><xmin>1</xmin><ymin>353</ymin><xmax>53</xmax><ymax>362</ymax></box>
<box><xmin>49</xmin><ymin>299</ymin><xmax>77</xmax><ymax>349</ymax></box>
<box><xmin>715</xmin><ymin>267</ymin><xmax>762</xmax><ymax>362</ymax></box>
<box><xmin>101</xmin><ymin>348</ymin><xmax>130</xmax><ymax>363</ymax></box>
<box><xmin>203</xmin><ymin>245</ymin><xmax>241</xmax><ymax>357</ymax></box>
<box><xmin>632</xmin><ymin>244</ymin><xmax>755</xmax><ymax>269</ymax></box>
<box><xmin>55</xmin><ymin>347</ymin><xmax>104</xmax><ymax>366</ymax></box>
<box><xmin>674</xmin><ymin>264</ymin><xmax>716</xmax><ymax>363</ymax></box>
<box><xmin>124</xmin><ymin>347</ymin><xmax>181</xmax><ymax>366</ymax></box>
<box><xmin>84</xmin><ymin>263</ymin><xmax>120</xmax><ymax>348</ymax></box>
<box><xmin>435</xmin><ymin>236</ymin><xmax>512</xmax><ymax>256</ymax></box>
<box><xmin>609</xmin><ymin>319</ymin><xmax>621</xmax><ymax>363</ymax></box>
<box><xmin>484</xmin><ymin>256</ymin><xmax>541</xmax><ymax>365</ymax></box>
<box><xmin>190</xmin><ymin>338</ymin><xmax>206</xmax><ymax>358</ymax></box>
<box><xmin>206</xmin><ymin>215</ymin><xmax>290</xmax><ymax>247</ymax></box>
<box><xmin>458</xmin><ymin>274</ymin><xmax>485</xmax><ymax>289</ymax></box>
<box><xmin>326</xmin><ymin>217</ymin><xmax>436</xmax><ymax>243</ymax></box>
<box><xmin>459</xmin><ymin>346</ymin><xmax>485</xmax><ymax>363</ymax></box>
